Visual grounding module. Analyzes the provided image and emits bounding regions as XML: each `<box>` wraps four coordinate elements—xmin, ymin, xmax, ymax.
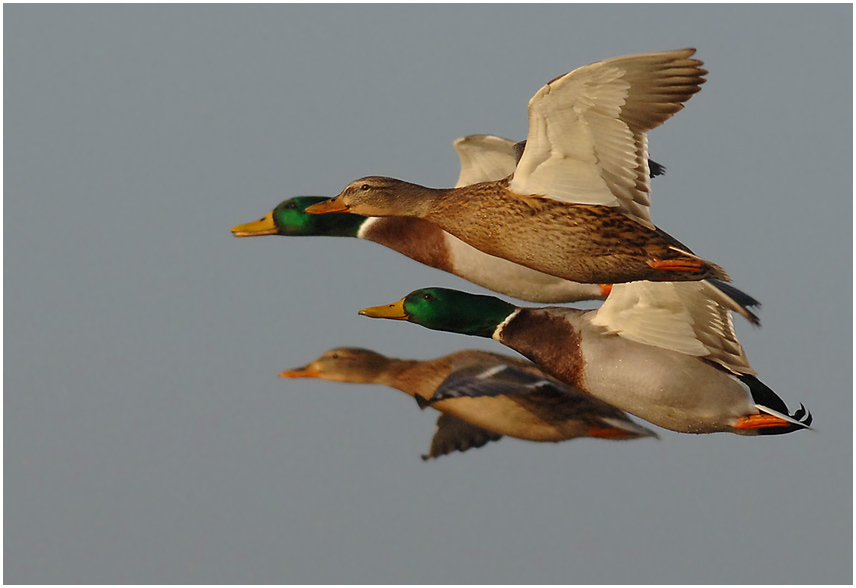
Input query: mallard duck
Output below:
<box><xmin>305</xmin><ymin>49</ymin><xmax>729</xmax><ymax>285</ymax></box>
<box><xmin>358</xmin><ymin>282</ymin><xmax>812</xmax><ymax>435</ymax></box>
<box><xmin>232</xmin><ymin>134</ymin><xmax>606</xmax><ymax>302</ymax></box>
<box><xmin>232</xmin><ymin>196</ymin><xmax>609</xmax><ymax>302</ymax></box>
<box><xmin>232</xmin><ymin>134</ymin><xmax>758</xmax><ymax>318</ymax></box>
<box><xmin>280</xmin><ymin>347</ymin><xmax>657</xmax><ymax>460</ymax></box>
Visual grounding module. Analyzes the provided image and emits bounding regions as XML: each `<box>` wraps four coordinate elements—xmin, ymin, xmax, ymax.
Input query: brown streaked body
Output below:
<box><xmin>306</xmin><ymin>49</ymin><xmax>726</xmax><ymax>285</ymax></box>
<box><xmin>360</xmin><ymin>214</ymin><xmax>611</xmax><ymax>303</ymax></box>
<box><xmin>305</xmin><ymin>176</ymin><xmax>729</xmax><ymax>285</ymax></box>
<box><xmin>281</xmin><ymin>347</ymin><xmax>656</xmax><ymax>459</ymax></box>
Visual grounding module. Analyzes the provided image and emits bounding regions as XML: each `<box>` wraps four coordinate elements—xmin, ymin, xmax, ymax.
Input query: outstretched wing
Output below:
<box><xmin>453</xmin><ymin>135</ymin><xmax>519</xmax><ymax>187</ymax></box>
<box><xmin>422</xmin><ymin>413</ymin><xmax>503</xmax><ymax>460</ymax></box>
<box><xmin>510</xmin><ymin>49</ymin><xmax>706</xmax><ymax>228</ymax></box>
<box><xmin>591</xmin><ymin>280</ymin><xmax>755</xmax><ymax>374</ymax></box>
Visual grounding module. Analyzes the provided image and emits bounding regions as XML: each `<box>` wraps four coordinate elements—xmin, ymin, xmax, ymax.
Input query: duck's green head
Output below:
<box><xmin>231</xmin><ymin>197</ymin><xmax>366</xmax><ymax>238</ymax></box>
<box><xmin>359</xmin><ymin>287</ymin><xmax>517</xmax><ymax>338</ymax></box>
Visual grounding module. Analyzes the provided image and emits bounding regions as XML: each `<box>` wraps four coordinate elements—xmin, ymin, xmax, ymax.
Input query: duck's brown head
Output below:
<box><xmin>304</xmin><ymin>176</ymin><xmax>438</xmax><ymax>218</ymax></box>
<box><xmin>279</xmin><ymin>347</ymin><xmax>393</xmax><ymax>383</ymax></box>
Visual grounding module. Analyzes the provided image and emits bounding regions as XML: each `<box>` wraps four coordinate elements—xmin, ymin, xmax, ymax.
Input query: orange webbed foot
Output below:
<box><xmin>586</xmin><ymin>426</ymin><xmax>635</xmax><ymax>440</ymax></box>
<box><xmin>733</xmin><ymin>413</ymin><xmax>793</xmax><ymax>430</ymax></box>
<box><xmin>733</xmin><ymin>407</ymin><xmax>813</xmax><ymax>434</ymax></box>
<box><xmin>647</xmin><ymin>256</ymin><xmax>705</xmax><ymax>273</ymax></box>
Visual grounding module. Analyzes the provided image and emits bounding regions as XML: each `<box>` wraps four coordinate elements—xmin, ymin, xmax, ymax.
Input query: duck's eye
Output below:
<box><xmin>330</xmin><ymin>353</ymin><xmax>339</xmax><ymax>359</ymax></box>
<box><xmin>422</xmin><ymin>293</ymin><xmax>434</xmax><ymax>302</ymax></box>
<box><xmin>360</xmin><ymin>184</ymin><xmax>371</xmax><ymax>191</ymax></box>
<box><xmin>284</xmin><ymin>202</ymin><xmax>296</xmax><ymax>210</ymax></box>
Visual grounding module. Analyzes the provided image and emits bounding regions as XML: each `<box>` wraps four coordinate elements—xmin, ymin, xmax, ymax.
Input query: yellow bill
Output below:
<box><xmin>359</xmin><ymin>298</ymin><xmax>408</xmax><ymax>320</ymax></box>
<box><xmin>231</xmin><ymin>212</ymin><xmax>278</xmax><ymax>237</ymax></box>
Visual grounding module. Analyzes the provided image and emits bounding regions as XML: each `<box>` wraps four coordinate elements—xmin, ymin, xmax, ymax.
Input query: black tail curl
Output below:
<box><xmin>738</xmin><ymin>374</ymin><xmax>813</xmax><ymax>435</ymax></box>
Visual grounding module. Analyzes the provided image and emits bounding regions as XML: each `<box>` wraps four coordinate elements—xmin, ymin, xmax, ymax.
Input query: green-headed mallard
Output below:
<box><xmin>280</xmin><ymin>347</ymin><xmax>656</xmax><ymax>460</ymax></box>
<box><xmin>358</xmin><ymin>283</ymin><xmax>812</xmax><ymax>435</ymax></box>
<box><xmin>232</xmin><ymin>134</ymin><xmax>606</xmax><ymax>302</ymax></box>
<box><xmin>232</xmin><ymin>134</ymin><xmax>757</xmax><ymax>320</ymax></box>
<box><xmin>305</xmin><ymin>49</ymin><xmax>729</xmax><ymax>285</ymax></box>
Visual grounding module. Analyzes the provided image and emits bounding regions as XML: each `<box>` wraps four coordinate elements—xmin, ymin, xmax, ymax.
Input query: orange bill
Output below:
<box><xmin>279</xmin><ymin>366</ymin><xmax>322</xmax><ymax>378</ymax></box>
<box><xmin>304</xmin><ymin>198</ymin><xmax>349</xmax><ymax>214</ymax></box>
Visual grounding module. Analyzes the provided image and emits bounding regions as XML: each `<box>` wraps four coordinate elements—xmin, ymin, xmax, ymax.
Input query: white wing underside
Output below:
<box><xmin>509</xmin><ymin>49</ymin><xmax>706</xmax><ymax>229</ymax></box>
<box><xmin>453</xmin><ymin>135</ymin><xmax>519</xmax><ymax>188</ymax></box>
<box><xmin>591</xmin><ymin>281</ymin><xmax>755</xmax><ymax>375</ymax></box>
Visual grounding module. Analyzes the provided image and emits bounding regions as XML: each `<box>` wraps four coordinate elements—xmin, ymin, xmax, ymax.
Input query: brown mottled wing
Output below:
<box><xmin>422</xmin><ymin>414</ymin><xmax>503</xmax><ymax>461</ymax></box>
<box><xmin>429</xmin><ymin>360</ymin><xmax>565</xmax><ymax>404</ymax></box>
<box><xmin>429</xmin><ymin>355</ymin><xmax>657</xmax><ymax>440</ymax></box>
<box><xmin>510</xmin><ymin>49</ymin><xmax>706</xmax><ymax>228</ymax></box>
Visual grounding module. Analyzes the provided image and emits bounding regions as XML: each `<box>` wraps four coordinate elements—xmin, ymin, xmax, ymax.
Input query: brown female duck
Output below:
<box><xmin>281</xmin><ymin>347</ymin><xmax>656</xmax><ymax>460</ymax></box>
<box><xmin>306</xmin><ymin>49</ymin><xmax>728</xmax><ymax>285</ymax></box>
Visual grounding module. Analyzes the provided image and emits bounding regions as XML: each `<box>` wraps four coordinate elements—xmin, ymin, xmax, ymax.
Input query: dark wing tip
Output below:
<box><xmin>707</xmin><ymin>279</ymin><xmax>762</xmax><ymax>308</ymax></box>
<box><xmin>648</xmin><ymin>159</ymin><xmax>666</xmax><ymax>178</ymax></box>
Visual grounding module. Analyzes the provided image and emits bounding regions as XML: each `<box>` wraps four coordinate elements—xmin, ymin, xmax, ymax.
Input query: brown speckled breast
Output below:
<box><xmin>362</xmin><ymin>217</ymin><xmax>454</xmax><ymax>273</ymax></box>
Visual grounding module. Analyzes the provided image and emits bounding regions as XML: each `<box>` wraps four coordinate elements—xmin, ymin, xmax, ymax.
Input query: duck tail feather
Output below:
<box><xmin>706</xmin><ymin>279</ymin><xmax>761</xmax><ymax>326</ymax></box>
<box><xmin>648</xmin><ymin>159</ymin><xmax>666</xmax><ymax>178</ymax></box>
<box><xmin>600</xmin><ymin>417</ymin><xmax>660</xmax><ymax>439</ymax></box>
<box><xmin>738</xmin><ymin>374</ymin><xmax>814</xmax><ymax>434</ymax></box>
<box><xmin>738</xmin><ymin>374</ymin><xmax>788</xmax><ymax>413</ymax></box>
<box><xmin>755</xmin><ymin>403</ymin><xmax>814</xmax><ymax>432</ymax></box>
<box><xmin>706</xmin><ymin>279</ymin><xmax>761</xmax><ymax>309</ymax></box>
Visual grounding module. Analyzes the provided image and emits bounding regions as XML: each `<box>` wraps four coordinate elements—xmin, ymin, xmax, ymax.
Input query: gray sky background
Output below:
<box><xmin>5</xmin><ymin>4</ymin><xmax>852</xmax><ymax>584</ymax></box>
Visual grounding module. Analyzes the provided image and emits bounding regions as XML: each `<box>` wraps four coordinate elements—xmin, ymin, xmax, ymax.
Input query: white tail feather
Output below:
<box><xmin>754</xmin><ymin>404</ymin><xmax>813</xmax><ymax>430</ymax></box>
<box><xmin>601</xmin><ymin>417</ymin><xmax>659</xmax><ymax>438</ymax></box>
